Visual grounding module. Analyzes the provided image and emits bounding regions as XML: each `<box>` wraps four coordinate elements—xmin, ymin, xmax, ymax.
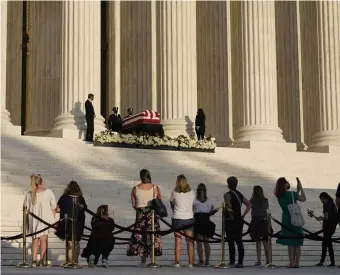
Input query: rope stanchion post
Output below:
<box><xmin>64</xmin><ymin>198</ymin><xmax>82</xmax><ymax>269</ymax></box>
<box><xmin>264</xmin><ymin>212</ymin><xmax>277</xmax><ymax>268</ymax></box>
<box><xmin>60</xmin><ymin>214</ymin><xmax>69</xmax><ymax>267</ymax></box>
<box><xmin>147</xmin><ymin>209</ymin><xmax>160</xmax><ymax>268</ymax></box>
<box><xmin>215</xmin><ymin>202</ymin><xmax>228</xmax><ymax>269</ymax></box>
<box><xmin>16</xmin><ymin>206</ymin><xmax>30</xmax><ymax>268</ymax></box>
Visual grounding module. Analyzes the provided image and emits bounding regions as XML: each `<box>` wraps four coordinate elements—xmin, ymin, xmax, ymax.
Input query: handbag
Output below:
<box><xmin>151</xmin><ymin>185</ymin><xmax>168</xmax><ymax>218</ymax></box>
<box><xmin>287</xmin><ymin>192</ymin><xmax>305</xmax><ymax>227</ymax></box>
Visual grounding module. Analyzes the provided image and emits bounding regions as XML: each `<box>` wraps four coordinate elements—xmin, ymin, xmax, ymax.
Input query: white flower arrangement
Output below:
<box><xmin>94</xmin><ymin>131</ymin><xmax>216</xmax><ymax>151</ymax></box>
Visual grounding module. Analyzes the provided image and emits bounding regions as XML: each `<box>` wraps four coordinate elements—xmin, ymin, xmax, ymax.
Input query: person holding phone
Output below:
<box><xmin>275</xmin><ymin>177</ymin><xmax>306</xmax><ymax>268</ymax></box>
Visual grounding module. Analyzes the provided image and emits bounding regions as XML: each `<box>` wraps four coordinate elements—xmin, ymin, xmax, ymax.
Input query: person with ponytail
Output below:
<box><xmin>23</xmin><ymin>174</ymin><xmax>57</xmax><ymax>267</ymax></box>
<box><xmin>193</xmin><ymin>183</ymin><xmax>215</xmax><ymax>267</ymax></box>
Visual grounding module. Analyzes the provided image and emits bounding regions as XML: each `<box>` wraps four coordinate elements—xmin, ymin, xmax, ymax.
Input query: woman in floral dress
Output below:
<box><xmin>127</xmin><ymin>169</ymin><xmax>162</xmax><ymax>267</ymax></box>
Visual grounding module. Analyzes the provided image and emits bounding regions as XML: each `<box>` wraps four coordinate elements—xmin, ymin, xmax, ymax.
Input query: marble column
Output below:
<box><xmin>310</xmin><ymin>1</ymin><xmax>340</xmax><ymax>153</ymax></box>
<box><xmin>233</xmin><ymin>1</ymin><xmax>287</xmax><ymax>148</ymax></box>
<box><xmin>1</xmin><ymin>0</ymin><xmax>20</xmax><ymax>135</ymax></box>
<box><xmin>51</xmin><ymin>0</ymin><xmax>105</xmax><ymax>139</ymax></box>
<box><xmin>156</xmin><ymin>1</ymin><xmax>197</xmax><ymax>137</ymax></box>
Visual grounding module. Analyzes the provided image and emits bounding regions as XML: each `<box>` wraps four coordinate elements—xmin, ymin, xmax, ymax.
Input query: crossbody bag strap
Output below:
<box><xmin>231</xmin><ymin>190</ymin><xmax>242</xmax><ymax>208</ymax></box>
<box><xmin>291</xmin><ymin>191</ymin><xmax>295</xmax><ymax>205</ymax></box>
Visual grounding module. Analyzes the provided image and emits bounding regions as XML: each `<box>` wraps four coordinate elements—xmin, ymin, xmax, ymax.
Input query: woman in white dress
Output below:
<box><xmin>24</xmin><ymin>174</ymin><xmax>57</xmax><ymax>266</ymax></box>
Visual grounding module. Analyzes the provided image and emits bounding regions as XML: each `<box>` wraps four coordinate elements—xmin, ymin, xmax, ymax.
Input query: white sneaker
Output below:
<box><xmin>172</xmin><ymin>263</ymin><xmax>181</xmax><ymax>268</ymax></box>
<box><xmin>88</xmin><ymin>255</ymin><xmax>95</xmax><ymax>267</ymax></box>
<box><xmin>102</xmin><ymin>259</ymin><xmax>108</xmax><ymax>268</ymax></box>
<box><xmin>185</xmin><ymin>264</ymin><xmax>194</xmax><ymax>268</ymax></box>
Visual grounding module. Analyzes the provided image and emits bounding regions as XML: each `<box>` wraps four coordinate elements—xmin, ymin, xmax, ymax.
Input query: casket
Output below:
<box><xmin>122</xmin><ymin>110</ymin><xmax>160</xmax><ymax>128</ymax></box>
<box><xmin>121</xmin><ymin>110</ymin><xmax>164</xmax><ymax>136</ymax></box>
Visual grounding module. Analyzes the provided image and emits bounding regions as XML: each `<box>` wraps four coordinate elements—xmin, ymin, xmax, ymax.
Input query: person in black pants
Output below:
<box><xmin>223</xmin><ymin>176</ymin><xmax>251</xmax><ymax>268</ymax></box>
<box><xmin>85</xmin><ymin>93</ymin><xmax>95</xmax><ymax>142</ymax></box>
<box><xmin>195</xmin><ymin>109</ymin><xmax>206</xmax><ymax>140</ymax></box>
<box><xmin>336</xmin><ymin>183</ymin><xmax>340</xmax><ymax>226</ymax></box>
<box><xmin>315</xmin><ymin>192</ymin><xmax>338</xmax><ymax>267</ymax></box>
<box><xmin>81</xmin><ymin>205</ymin><xmax>115</xmax><ymax>268</ymax></box>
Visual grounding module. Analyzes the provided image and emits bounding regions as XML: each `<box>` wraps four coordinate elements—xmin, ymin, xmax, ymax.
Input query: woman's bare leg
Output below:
<box><xmin>203</xmin><ymin>236</ymin><xmax>211</xmax><ymax>263</ymax></box>
<box><xmin>294</xmin><ymin>246</ymin><xmax>301</xmax><ymax>267</ymax></box>
<box><xmin>32</xmin><ymin>238</ymin><xmax>39</xmax><ymax>262</ymax></box>
<box><xmin>262</xmin><ymin>240</ymin><xmax>270</xmax><ymax>264</ymax></box>
<box><xmin>174</xmin><ymin>232</ymin><xmax>182</xmax><ymax>263</ymax></box>
<box><xmin>196</xmin><ymin>235</ymin><xmax>203</xmax><ymax>263</ymax></box>
<box><xmin>39</xmin><ymin>236</ymin><xmax>48</xmax><ymax>263</ymax></box>
<box><xmin>288</xmin><ymin>246</ymin><xmax>295</xmax><ymax>267</ymax></box>
<box><xmin>67</xmin><ymin>241</ymin><xmax>72</xmax><ymax>263</ymax></box>
<box><xmin>185</xmin><ymin>230</ymin><xmax>194</xmax><ymax>265</ymax></box>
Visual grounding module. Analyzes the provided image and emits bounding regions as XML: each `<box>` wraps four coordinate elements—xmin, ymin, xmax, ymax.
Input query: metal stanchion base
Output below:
<box><xmin>16</xmin><ymin>262</ymin><xmax>31</xmax><ymax>268</ymax></box>
<box><xmin>264</xmin><ymin>263</ymin><xmax>278</xmax><ymax>268</ymax></box>
<box><xmin>147</xmin><ymin>262</ymin><xmax>160</xmax><ymax>268</ymax></box>
<box><xmin>64</xmin><ymin>262</ymin><xmax>82</xmax><ymax>269</ymax></box>
<box><xmin>215</xmin><ymin>263</ymin><xmax>229</xmax><ymax>269</ymax></box>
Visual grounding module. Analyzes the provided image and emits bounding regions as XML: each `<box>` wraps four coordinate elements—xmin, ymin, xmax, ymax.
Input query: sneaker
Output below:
<box><xmin>184</xmin><ymin>264</ymin><xmax>194</xmax><ymax>268</ymax></box>
<box><xmin>102</xmin><ymin>259</ymin><xmax>109</xmax><ymax>268</ymax></box>
<box><xmin>226</xmin><ymin>263</ymin><xmax>235</xmax><ymax>268</ymax></box>
<box><xmin>316</xmin><ymin>262</ymin><xmax>324</xmax><ymax>267</ymax></box>
<box><xmin>88</xmin><ymin>255</ymin><xmax>95</xmax><ymax>267</ymax></box>
<box><xmin>235</xmin><ymin>263</ymin><xmax>243</xmax><ymax>268</ymax></box>
<box><xmin>31</xmin><ymin>261</ymin><xmax>37</xmax><ymax>268</ymax></box>
<box><xmin>172</xmin><ymin>262</ymin><xmax>181</xmax><ymax>268</ymax></box>
<box><xmin>196</xmin><ymin>261</ymin><xmax>205</xmax><ymax>267</ymax></box>
<box><xmin>205</xmin><ymin>261</ymin><xmax>211</xmax><ymax>267</ymax></box>
<box><xmin>254</xmin><ymin>261</ymin><xmax>261</xmax><ymax>267</ymax></box>
<box><xmin>327</xmin><ymin>263</ymin><xmax>335</xmax><ymax>268</ymax></box>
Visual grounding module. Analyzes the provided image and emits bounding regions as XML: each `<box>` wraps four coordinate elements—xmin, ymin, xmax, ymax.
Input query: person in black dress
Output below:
<box><xmin>81</xmin><ymin>205</ymin><xmax>115</xmax><ymax>268</ymax></box>
<box><xmin>195</xmin><ymin>109</ymin><xmax>206</xmax><ymax>140</ymax></box>
<box><xmin>107</xmin><ymin>107</ymin><xmax>122</xmax><ymax>132</ymax></box>
<box><xmin>315</xmin><ymin>192</ymin><xmax>338</xmax><ymax>267</ymax></box>
<box><xmin>223</xmin><ymin>176</ymin><xmax>251</xmax><ymax>268</ymax></box>
<box><xmin>85</xmin><ymin>93</ymin><xmax>95</xmax><ymax>142</ymax></box>
<box><xmin>56</xmin><ymin>181</ymin><xmax>87</xmax><ymax>265</ymax></box>
<box><xmin>336</xmin><ymin>183</ymin><xmax>340</xmax><ymax>226</ymax></box>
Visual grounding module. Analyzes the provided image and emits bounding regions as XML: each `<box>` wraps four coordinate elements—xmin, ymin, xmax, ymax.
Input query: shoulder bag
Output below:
<box><xmin>287</xmin><ymin>192</ymin><xmax>305</xmax><ymax>227</ymax></box>
<box><xmin>151</xmin><ymin>185</ymin><xmax>168</xmax><ymax>218</ymax></box>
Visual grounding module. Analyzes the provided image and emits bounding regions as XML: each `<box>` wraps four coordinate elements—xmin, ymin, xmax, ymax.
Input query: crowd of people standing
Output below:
<box><xmin>23</xmin><ymin>171</ymin><xmax>340</xmax><ymax>268</ymax></box>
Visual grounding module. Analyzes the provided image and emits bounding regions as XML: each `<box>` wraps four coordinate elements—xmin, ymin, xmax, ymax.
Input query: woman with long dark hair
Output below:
<box><xmin>195</xmin><ymin>109</ymin><xmax>206</xmax><ymax>140</ymax></box>
<box><xmin>81</xmin><ymin>205</ymin><xmax>115</xmax><ymax>268</ymax></box>
<box><xmin>194</xmin><ymin>183</ymin><xmax>215</xmax><ymax>267</ymax></box>
<box><xmin>275</xmin><ymin>177</ymin><xmax>306</xmax><ymax>268</ymax></box>
<box><xmin>249</xmin><ymin>186</ymin><xmax>271</xmax><ymax>267</ymax></box>
<box><xmin>126</xmin><ymin>169</ymin><xmax>162</xmax><ymax>267</ymax></box>
<box><xmin>315</xmin><ymin>192</ymin><xmax>338</xmax><ymax>267</ymax></box>
<box><xmin>56</xmin><ymin>181</ymin><xmax>87</xmax><ymax>265</ymax></box>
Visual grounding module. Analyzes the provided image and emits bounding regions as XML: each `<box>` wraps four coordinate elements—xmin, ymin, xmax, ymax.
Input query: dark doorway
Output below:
<box><xmin>21</xmin><ymin>1</ymin><xmax>29</xmax><ymax>135</ymax></box>
<box><xmin>100</xmin><ymin>0</ymin><xmax>108</xmax><ymax>123</ymax></box>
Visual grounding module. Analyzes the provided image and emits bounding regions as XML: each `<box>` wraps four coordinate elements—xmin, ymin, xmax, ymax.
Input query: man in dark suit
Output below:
<box><xmin>85</xmin><ymin>93</ymin><xmax>95</xmax><ymax>142</ymax></box>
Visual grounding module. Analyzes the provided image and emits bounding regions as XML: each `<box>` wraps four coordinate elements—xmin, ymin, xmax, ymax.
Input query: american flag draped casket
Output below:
<box><xmin>122</xmin><ymin>110</ymin><xmax>161</xmax><ymax>129</ymax></box>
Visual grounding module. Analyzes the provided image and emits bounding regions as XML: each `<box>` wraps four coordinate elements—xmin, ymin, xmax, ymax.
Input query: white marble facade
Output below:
<box><xmin>2</xmin><ymin>0</ymin><xmax>340</xmax><ymax>152</ymax></box>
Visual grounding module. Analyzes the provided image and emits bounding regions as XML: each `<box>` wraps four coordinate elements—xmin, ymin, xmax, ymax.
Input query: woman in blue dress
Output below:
<box><xmin>275</xmin><ymin>177</ymin><xmax>306</xmax><ymax>268</ymax></box>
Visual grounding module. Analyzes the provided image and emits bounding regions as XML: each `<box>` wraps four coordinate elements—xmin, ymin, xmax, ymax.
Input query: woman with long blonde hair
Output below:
<box><xmin>170</xmin><ymin>174</ymin><xmax>196</xmax><ymax>268</ymax></box>
<box><xmin>24</xmin><ymin>174</ymin><xmax>57</xmax><ymax>267</ymax></box>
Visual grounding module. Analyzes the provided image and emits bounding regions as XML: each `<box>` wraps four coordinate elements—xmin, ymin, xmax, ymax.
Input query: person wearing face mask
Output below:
<box><xmin>275</xmin><ymin>177</ymin><xmax>306</xmax><ymax>268</ymax></box>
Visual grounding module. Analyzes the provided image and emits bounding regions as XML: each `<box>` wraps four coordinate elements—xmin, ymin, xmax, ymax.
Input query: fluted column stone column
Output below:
<box><xmin>156</xmin><ymin>1</ymin><xmax>197</xmax><ymax>137</ymax></box>
<box><xmin>310</xmin><ymin>1</ymin><xmax>340</xmax><ymax>153</ymax></box>
<box><xmin>51</xmin><ymin>0</ymin><xmax>105</xmax><ymax>139</ymax></box>
<box><xmin>1</xmin><ymin>0</ymin><xmax>20</xmax><ymax>135</ymax></box>
<box><xmin>234</xmin><ymin>1</ymin><xmax>289</xmax><ymax>149</ymax></box>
